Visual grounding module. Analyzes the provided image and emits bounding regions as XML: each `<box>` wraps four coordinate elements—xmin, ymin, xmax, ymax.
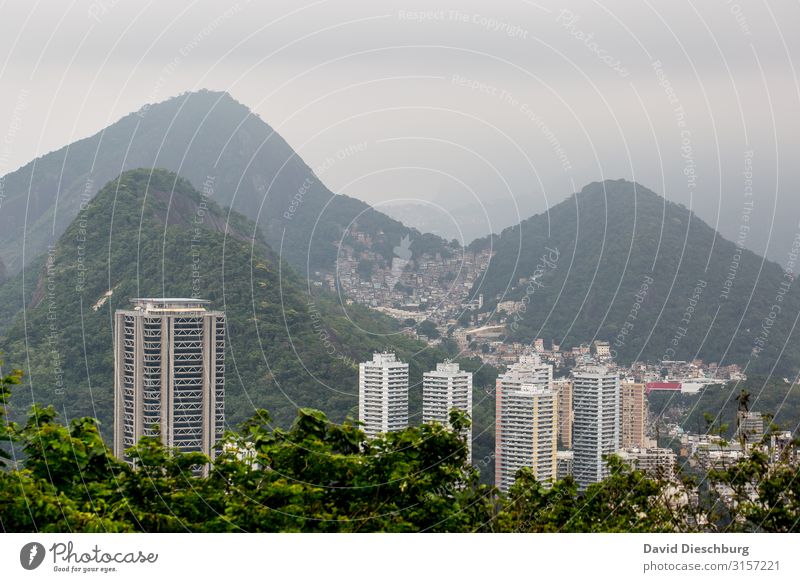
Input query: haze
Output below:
<box><xmin>1</xmin><ymin>0</ymin><xmax>798</xmax><ymax>260</ymax></box>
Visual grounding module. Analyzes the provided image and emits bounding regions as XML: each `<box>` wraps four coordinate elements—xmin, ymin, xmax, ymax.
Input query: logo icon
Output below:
<box><xmin>20</xmin><ymin>542</ymin><xmax>46</xmax><ymax>570</ymax></box>
<box><xmin>388</xmin><ymin>235</ymin><xmax>413</xmax><ymax>290</ymax></box>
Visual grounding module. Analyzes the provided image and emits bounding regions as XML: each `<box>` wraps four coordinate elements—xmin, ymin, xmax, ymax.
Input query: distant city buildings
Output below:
<box><xmin>572</xmin><ymin>366</ymin><xmax>621</xmax><ymax>490</ymax></box>
<box><xmin>358</xmin><ymin>352</ymin><xmax>409</xmax><ymax>438</ymax></box>
<box><xmin>621</xmin><ymin>382</ymin><xmax>646</xmax><ymax>448</ymax></box>
<box><xmin>495</xmin><ymin>355</ymin><xmax>558</xmax><ymax>492</ymax></box>
<box><xmin>113</xmin><ymin>298</ymin><xmax>225</xmax><ymax>475</ymax></box>
<box><xmin>423</xmin><ymin>361</ymin><xmax>473</xmax><ymax>461</ymax></box>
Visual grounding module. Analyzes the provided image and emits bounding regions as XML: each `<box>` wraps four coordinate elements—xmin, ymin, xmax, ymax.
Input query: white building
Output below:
<box><xmin>358</xmin><ymin>352</ymin><xmax>409</xmax><ymax>438</ymax></box>
<box><xmin>495</xmin><ymin>355</ymin><xmax>558</xmax><ymax>492</ymax></box>
<box><xmin>618</xmin><ymin>447</ymin><xmax>676</xmax><ymax>479</ymax></box>
<box><xmin>423</xmin><ymin>361</ymin><xmax>473</xmax><ymax>461</ymax></box>
<box><xmin>114</xmin><ymin>298</ymin><xmax>225</xmax><ymax>475</ymax></box>
<box><xmin>572</xmin><ymin>366</ymin><xmax>620</xmax><ymax>489</ymax></box>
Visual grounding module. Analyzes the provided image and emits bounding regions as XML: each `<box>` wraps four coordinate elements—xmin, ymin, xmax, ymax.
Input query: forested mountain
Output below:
<box><xmin>471</xmin><ymin>179</ymin><xmax>800</xmax><ymax>375</ymax></box>
<box><xmin>0</xmin><ymin>169</ymin><xmax>453</xmax><ymax>439</ymax></box>
<box><xmin>0</xmin><ymin>90</ymin><xmax>449</xmax><ymax>277</ymax></box>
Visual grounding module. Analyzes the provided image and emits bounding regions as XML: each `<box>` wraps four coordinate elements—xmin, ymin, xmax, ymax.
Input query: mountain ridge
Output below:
<box><xmin>471</xmin><ymin>179</ymin><xmax>800</xmax><ymax>375</ymax></box>
<box><xmin>0</xmin><ymin>89</ymin><xmax>450</xmax><ymax>278</ymax></box>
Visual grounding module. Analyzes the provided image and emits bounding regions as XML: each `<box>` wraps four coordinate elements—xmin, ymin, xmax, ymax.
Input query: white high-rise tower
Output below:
<box><xmin>572</xmin><ymin>366</ymin><xmax>621</xmax><ymax>489</ymax></box>
<box><xmin>423</xmin><ymin>361</ymin><xmax>473</xmax><ymax>461</ymax></box>
<box><xmin>358</xmin><ymin>352</ymin><xmax>409</xmax><ymax>438</ymax></box>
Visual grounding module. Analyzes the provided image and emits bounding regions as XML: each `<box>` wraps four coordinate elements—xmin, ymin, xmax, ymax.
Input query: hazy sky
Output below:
<box><xmin>1</xmin><ymin>0</ymin><xmax>798</xmax><ymax>259</ymax></box>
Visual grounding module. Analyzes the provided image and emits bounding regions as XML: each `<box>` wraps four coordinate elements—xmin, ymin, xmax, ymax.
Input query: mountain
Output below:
<box><xmin>0</xmin><ymin>169</ymin><xmax>451</xmax><ymax>436</ymax></box>
<box><xmin>0</xmin><ymin>90</ymin><xmax>451</xmax><ymax>277</ymax></box>
<box><xmin>471</xmin><ymin>179</ymin><xmax>800</xmax><ymax>375</ymax></box>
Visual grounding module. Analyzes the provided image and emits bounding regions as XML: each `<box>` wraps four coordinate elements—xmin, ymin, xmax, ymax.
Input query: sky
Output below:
<box><xmin>1</xmin><ymin>0</ymin><xmax>799</xmax><ymax>260</ymax></box>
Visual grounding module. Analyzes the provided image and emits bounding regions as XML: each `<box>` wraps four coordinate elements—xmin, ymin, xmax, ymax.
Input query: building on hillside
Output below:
<box><xmin>572</xmin><ymin>366</ymin><xmax>620</xmax><ymax>489</ymax></box>
<box><xmin>114</xmin><ymin>298</ymin><xmax>225</xmax><ymax>475</ymax></box>
<box><xmin>618</xmin><ymin>447</ymin><xmax>676</xmax><ymax>479</ymax></box>
<box><xmin>621</xmin><ymin>382</ymin><xmax>646</xmax><ymax>448</ymax></box>
<box><xmin>423</xmin><ymin>361</ymin><xmax>473</xmax><ymax>461</ymax></box>
<box><xmin>495</xmin><ymin>355</ymin><xmax>557</xmax><ymax>492</ymax></box>
<box><xmin>358</xmin><ymin>352</ymin><xmax>409</xmax><ymax>438</ymax></box>
<box><xmin>554</xmin><ymin>379</ymin><xmax>573</xmax><ymax>449</ymax></box>
<box><xmin>736</xmin><ymin>410</ymin><xmax>764</xmax><ymax>447</ymax></box>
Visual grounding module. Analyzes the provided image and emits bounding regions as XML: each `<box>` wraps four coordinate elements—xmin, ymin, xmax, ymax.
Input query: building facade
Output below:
<box><xmin>495</xmin><ymin>355</ymin><xmax>558</xmax><ymax>492</ymax></box>
<box><xmin>358</xmin><ymin>352</ymin><xmax>409</xmax><ymax>438</ymax></box>
<box><xmin>618</xmin><ymin>447</ymin><xmax>676</xmax><ymax>478</ymax></box>
<box><xmin>423</xmin><ymin>361</ymin><xmax>473</xmax><ymax>461</ymax></box>
<box><xmin>554</xmin><ymin>379</ymin><xmax>573</xmax><ymax>449</ymax></box>
<box><xmin>572</xmin><ymin>366</ymin><xmax>620</xmax><ymax>489</ymax></box>
<box><xmin>621</xmin><ymin>382</ymin><xmax>646</xmax><ymax>448</ymax></box>
<box><xmin>113</xmin><ymin>298</ymin><xmax>225</xmax><ymax>472</ymax></box>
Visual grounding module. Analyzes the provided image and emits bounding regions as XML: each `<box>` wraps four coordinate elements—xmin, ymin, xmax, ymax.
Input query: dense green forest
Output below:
<box><xmin>0</xmin><ymin>169</ymin><xmax>499</xmax><ymax>480</ymax></box>
<box><xmin>2</xmin><ymin>365</ymin><xmax>799</xmax><ymax>533</ymax></box>
<box><xmin>470</xmin><ymin>180</ymin><xmax>800</xmax><ymax>375</ymax></box>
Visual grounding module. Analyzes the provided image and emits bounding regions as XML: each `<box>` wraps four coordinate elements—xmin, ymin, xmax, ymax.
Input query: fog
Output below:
<box><xmin>1</xmin><ymin>0</ymin><xmax>798</xmax><ymax>259</ymax></box>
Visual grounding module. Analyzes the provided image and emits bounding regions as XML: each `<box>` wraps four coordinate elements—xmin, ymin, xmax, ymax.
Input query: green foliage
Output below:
<box><xmin>3</xmin><ymin>376</ymin><xmax>800</xmax><ymax>533</ymax></box>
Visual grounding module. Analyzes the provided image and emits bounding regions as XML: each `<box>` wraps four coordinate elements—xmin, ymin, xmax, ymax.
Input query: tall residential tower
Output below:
<box><xmin>572</xmin><ymin>366</ymin><xmax>620</xmax><ymax>489</ymax></box>
<box><xmin>495</xmin><ymin>355</ymin><xmax>558</xmax><ymax>492</ymax></box>
<box><xmin>423</xmin><ymin>361</ymin><xmax>473</xmax><ymax>461</ymax></box>
<box><xmin>113</xmin><ymin>298</ymin><xmax>225</xmax><ymax>472</ymax></box>
<box><xmin>358</xmin><ymin>352</ymin><xmax>409</xmax><ymax>438</ymax></box>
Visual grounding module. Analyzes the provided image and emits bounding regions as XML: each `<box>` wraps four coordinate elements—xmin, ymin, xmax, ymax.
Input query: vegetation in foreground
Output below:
<box><xmin>1</xmin><ymin>365</ymin><xmax>799</xmax><ymax>533</ymax></box>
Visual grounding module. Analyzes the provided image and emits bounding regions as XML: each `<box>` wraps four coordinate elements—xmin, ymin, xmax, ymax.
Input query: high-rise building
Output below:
<box><xmin>736</xmin><ymin>410</ymin><xmax>764</xmax><ymax>447</ymax></box>
<box><xmin>495</xmin><ymin>355</ymin><xmax>558</xmax><ymax>492</ymax></box>
<box><xmin>554</xmin><ymin>379</ymin><xmax>573</xmax><ymax>449</ymax></box>
<box><xmin>114</xmin><ymin>298</ymin><xmax>225</xmax><ymax>474</ymax></box>
<box><xmin>423</xmin><ymin>361</ymin><xmax>473</xmax><ymax>461</ymax></box>
<box><xmin>358</xmin><ymin>352</ymin><xmax>409</xmax><ymax>438</ymax></box>
<box><xmin>621</xmin><ymin>382</ymin><xmax>646</xmax><ymax>448</ymax></box>
<box><xmin>572</xmin><ymin>366</ymin><xmax>620</xmax><ymax>489</ymax></box>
